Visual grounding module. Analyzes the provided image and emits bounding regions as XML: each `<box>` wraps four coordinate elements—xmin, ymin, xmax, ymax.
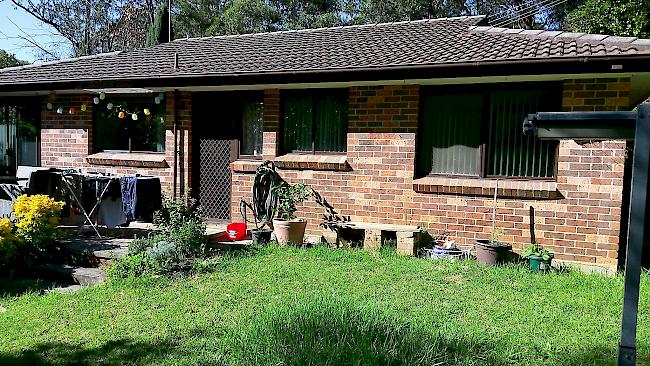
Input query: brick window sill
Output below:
<box><xmin>274</xmin><ymin>153</ymin><xmax>352</xmax><ymax>171</ymax></box>
<box><xmin>231</xmin><ymin>159</ymin><xmax>262</xmax><ymax>173</ymax></box>
<box><xmin>86</xmin><ymin>152</ymin><xmax>169</xmax><ymax>168</ymax></box>
<box><xmin>412</xmin><ymin>176</ymin><xmax>562</xmax><ymax>200</ymax></box>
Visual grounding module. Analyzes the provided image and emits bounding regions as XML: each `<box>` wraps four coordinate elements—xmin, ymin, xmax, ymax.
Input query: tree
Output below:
<box><xmin>566</xmin><ymin>0</ymin><xmax>650</xmax><ymax>38</ymax></box>
<box><xmin>10</xmin><ymin>0</ymin><xmax>160</xmax><ymax>58</ymax></box>
<box><xmin>146</xmin><ymin>2</ymin><xmax>174</xmax><ymax>46</ymax></box>
<box><xmin>0</xmin><ymin>50</ymin><xmax>28</xmax><ymax>69</ymax></box>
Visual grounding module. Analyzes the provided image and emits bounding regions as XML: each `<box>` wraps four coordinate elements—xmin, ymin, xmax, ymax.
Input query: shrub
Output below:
<box><xmin>128</xmin><ymin>237</ymin><xmax>155</xmax><ymax>255</ymax></box>
<box><xmin>167</xmin><ymin>219</ymin><xmax>207</xmax><ymax>257</ymax></box>
<box><xmin>0</xmin><ymin>218</ymin><xmax>21</xmax><ymax>276</ymax></box>
<box><xmin>12</xmin><ymin>195</ymin><xmax>64</xmax><ymax>249</ymax></box>
<box><xmin>106</xmin><ymin>252</ymin><xmax>159</xmax><ymax>279</ymax></box>
<box><xmin>154</xmin><ymin>195</ymin><xmax>202</xmax><ymax>234</ymax></box>
<box><xmin>122</xmin><ymin>194</ymin><xmax>208</xmax><ymax>278</ymax></box>
<box><xmin>146</xmin><ymin>240</ymin><xmax>182</xmax><ymax>273</ymax></box>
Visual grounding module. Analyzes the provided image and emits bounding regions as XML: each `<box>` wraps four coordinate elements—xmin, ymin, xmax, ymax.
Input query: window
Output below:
<box><xmin>240</xmin><ymin>100</ymin><xmax>264</xmax><ymax>158</ymax></box>
<box><xmin>282</xmin><ymin>89</ymin><xmax>347</xmax><ymax>153</ymax></box>
<box><xmin>94</xmin><ymin>97</ymin><xmax>165</xmax><ymax>153</ymax></box>
<box><xmin>418</xmin><ymin>84</ymin><xmax>560</xmax><ymax>179</ymax></box>
<box><xmin>0</xmin><ymin>101</ymin><xmax>40</xmax><ymax>175</ymax></box>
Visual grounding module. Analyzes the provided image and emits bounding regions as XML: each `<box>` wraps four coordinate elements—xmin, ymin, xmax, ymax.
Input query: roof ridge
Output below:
<box><xmin>469</xmin><ymin>26</ymin><xmax>650</xmax><ymax>48</ymax></box>
<box><xmin>172</xmin><ymin>15</ymin><xmax>486</xmax><ymax>43</ymax></box>
<box><xmin>0</xmin><ymin>51</ymin><xmax>121</xmax><ymax>74</ymax></box>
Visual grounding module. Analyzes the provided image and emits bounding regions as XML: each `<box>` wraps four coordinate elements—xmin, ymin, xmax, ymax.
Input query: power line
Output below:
<box><xmin>492</xmin><ymin>0</ymin><xmax>568</xmax><ymax>28</ymax></box>
<box><xmin>488</xmin><ymin>1</ymin><xmax>536</xmax><ymax>24</ymax></box>
<box><xmin>489</xmin><ymin>0</ymin><xmax>559</xmax><ymax>27</ymax></box>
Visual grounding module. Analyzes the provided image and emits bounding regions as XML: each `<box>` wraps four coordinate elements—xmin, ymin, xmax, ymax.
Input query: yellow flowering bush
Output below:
<box><xmin>0</xmin><ymin>218</ymin><xmax>20</xmax><ymax>275</ymax></box>
<box><xmin>13</xmin><ymin>195</ymin><xmax>65</xmax><ymax>249</ymax></box>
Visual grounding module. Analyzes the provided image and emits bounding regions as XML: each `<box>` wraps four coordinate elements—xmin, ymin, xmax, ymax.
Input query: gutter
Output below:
<box><xmin>2</xmin><ymin>54</ymin><xmax>650</xmax><ymax>93</ymax></box>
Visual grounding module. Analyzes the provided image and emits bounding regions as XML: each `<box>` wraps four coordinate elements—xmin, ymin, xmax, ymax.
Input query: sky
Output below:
<box><xmin>0</xmin><ymin>1</ymin><xmax>61</xmax><ymax>63</ymax></box>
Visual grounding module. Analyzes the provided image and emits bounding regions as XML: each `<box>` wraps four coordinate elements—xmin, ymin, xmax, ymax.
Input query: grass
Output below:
<box><xmin>0</xmin><ymin>245</ymin><xmax>648</xmax><ymax>365</ymax></box>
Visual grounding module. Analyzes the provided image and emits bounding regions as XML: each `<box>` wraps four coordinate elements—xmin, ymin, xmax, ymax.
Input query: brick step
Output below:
<box><xmin>36</xmin><ymin>264</ymin><xmax>107</xmax><ymax>286</ymax></box>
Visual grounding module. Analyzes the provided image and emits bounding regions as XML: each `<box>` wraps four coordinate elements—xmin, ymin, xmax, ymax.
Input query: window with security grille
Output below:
<box><xmin>282</xmin><ymin>89</ymin><xmax>347</xmax><ymax>153</ymax></box>
<box><xmin>417</xmin><ymin>83</ymin><xmax>560</xmax><ymax>179</ymax></box>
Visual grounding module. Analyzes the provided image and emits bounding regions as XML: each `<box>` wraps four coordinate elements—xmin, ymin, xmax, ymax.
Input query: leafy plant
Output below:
<box><xmin>275</xmin><ymin>183</ymin><xmax>314</xmax><ymax>221</ymax></box>
<box><xmin>124</xmin><ymin>194</ymin><xmax>208</xmax><ymax>278</ymax></box>
<box><xmin>522</xmin><ymin>243</ymin><xmax>554</xmax><ymax>261</ymax></box>
<box><xmin>106</xmin><ymin>252</ymin><xmax>159</xmax><ymax>279</ymax></box>
<box><xmin>154</xmin><ymin>195</ymin><xmax>203</xmax><ymax>235</ymax></box>
<box><xmin>146</xmin><ymin>240</ymin><xmax>182</xmax><ymax>273</ymax></box>
<box><xmin>489</xmin><ymin>228</ymin><xmax>506</xmax><ymax>244</ymax></box>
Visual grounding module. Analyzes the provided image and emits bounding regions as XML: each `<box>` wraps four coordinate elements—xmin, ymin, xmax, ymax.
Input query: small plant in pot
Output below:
<box><xmin>272</xmin><ymin>183</ymin><xmax>314</xmax><ymax>246</ymax></box>
<box><xmin>475</xmin><ymin>228</ymin><xmax>513</xmax><ymax>266</ymax></box>
<box><xmin>522</xmin><ymin>243</ymin><xmax>554</xmax><ymax>273</ymax></box>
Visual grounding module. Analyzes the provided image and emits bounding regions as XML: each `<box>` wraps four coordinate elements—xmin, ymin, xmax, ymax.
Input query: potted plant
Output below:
<box><xmin>272</xmin><ymin>183</ymin><xmax>314</xmax><ymax>245</ymax></box>
<box><xmin>475</xmin><ymin>228</ymin><xmax>512</xmax><ymax>266</ymax></box>
<box><xmin>522</xmin><ymin>243</ymin><xmax>554</xmax><ymax>273</ymax></box>
<box><xmin>475</xmin><ymin>179</ymin><xmax>512</xmax><ymax>266</ymax></box>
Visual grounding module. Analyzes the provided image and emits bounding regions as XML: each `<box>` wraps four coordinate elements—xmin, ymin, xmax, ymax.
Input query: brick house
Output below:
<box><xmin>1</xmin><ymin>16</ymin><xmax>650</xmax><ymax>272</ymax></box>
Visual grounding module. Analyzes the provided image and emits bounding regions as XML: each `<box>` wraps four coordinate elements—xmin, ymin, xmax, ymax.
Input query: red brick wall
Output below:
<box><xmin>39</xmin><ymin>91</ymin><xmax>191</xmax><ymax>196</ymax></box>
<box><xmin>231</xmin><ymin>79</ymin><xmax>630</xmax><ymax>270</ymax></box>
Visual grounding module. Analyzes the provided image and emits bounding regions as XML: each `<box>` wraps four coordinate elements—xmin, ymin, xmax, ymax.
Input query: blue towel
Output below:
<box><xmin>120</xmin><ymin>176</ymin><xmax>138</xmax><ymax>222</ymax></box>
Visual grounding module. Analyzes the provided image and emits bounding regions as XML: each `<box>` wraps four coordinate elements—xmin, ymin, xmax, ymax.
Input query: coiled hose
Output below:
<box><xmin>240</xmin><ymin>161</ymin><xmax>282</xmax><ymax>229</ymax></box>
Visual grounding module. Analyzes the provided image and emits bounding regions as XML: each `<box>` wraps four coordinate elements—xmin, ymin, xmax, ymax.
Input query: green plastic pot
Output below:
<box><xmin>528</xmin><ymin>255</ymin><xmax>552</xmax><ymax>273</ymax></box>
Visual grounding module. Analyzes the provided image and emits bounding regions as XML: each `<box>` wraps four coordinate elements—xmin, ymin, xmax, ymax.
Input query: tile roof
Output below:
<box><xmin>1</xmin><ymin>15</ymin><xmax>650</xmax><ymax>88</ymax></box>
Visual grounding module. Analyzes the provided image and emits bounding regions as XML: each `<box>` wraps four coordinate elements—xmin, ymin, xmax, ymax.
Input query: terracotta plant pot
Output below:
<box><xmin>475</xmin><ymin>240</ymin><xmax>512</xmax><ymax>266</ymax></box>
<box><xmin>272</xmin><ymin>219</ymin><xmax>307</xmax><ymax>245</ymax></box>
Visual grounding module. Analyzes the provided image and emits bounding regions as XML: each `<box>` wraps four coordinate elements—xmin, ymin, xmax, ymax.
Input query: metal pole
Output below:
<box><xmin>618</xmin><ymin>104</ymin><xmax>650</xmax><ymax>366</ymax></box>
<box><xmin>168</xmin><ymin>0</ymin><xmax>172</xmax><ymax>43</ymax></box>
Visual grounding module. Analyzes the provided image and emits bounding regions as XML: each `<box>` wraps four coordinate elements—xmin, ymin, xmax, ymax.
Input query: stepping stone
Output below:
<box><xmin>37</xmin><ymin>264</ymin><xmax>107</xmax><ymax>286</ymax></box>
<box><xmin>60</xmin><ymin>238</ymin><xmax>130</xmax><ymax>260</ymax></box>
<box><xmin>46</xmin><ymin>284</ymin><xmax>83</xmax><ymax>294</ymax></box>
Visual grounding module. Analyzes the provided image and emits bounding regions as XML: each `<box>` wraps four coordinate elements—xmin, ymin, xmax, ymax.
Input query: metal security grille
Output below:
<box><xmin>199</xmin><ymin>139</ymin><xmax>232</xmax><ymax>220</ymax></box>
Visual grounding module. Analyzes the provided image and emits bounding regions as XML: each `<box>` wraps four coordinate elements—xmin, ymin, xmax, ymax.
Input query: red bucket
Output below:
<box><xmin>226</xmin><ymin>222</ymin><xmax>247</xmax><ymax>241</ymax></box>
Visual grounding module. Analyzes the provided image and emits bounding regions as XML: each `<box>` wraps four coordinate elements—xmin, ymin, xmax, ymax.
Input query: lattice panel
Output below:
<box><xmin>199</xmin><ymin>139</ymin><xmax>232</xmax><ymax>220</ymax></box>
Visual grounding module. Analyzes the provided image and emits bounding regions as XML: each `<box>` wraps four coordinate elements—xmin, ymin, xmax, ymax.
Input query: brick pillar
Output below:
<box><xmin>263</xmin><ymin>89</ymin><xmax>280</xmax><ymax>160</ymax></box>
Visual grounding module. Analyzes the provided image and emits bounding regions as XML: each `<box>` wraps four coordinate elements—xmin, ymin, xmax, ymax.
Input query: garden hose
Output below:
<box><xmin>240</xmin><ymin>161</ymin><xmax>282</xmax><ymax>229</ymax></box>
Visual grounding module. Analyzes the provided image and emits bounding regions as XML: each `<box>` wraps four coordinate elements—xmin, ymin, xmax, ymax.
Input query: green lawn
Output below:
<box><xmin>0</xmin><ymin>246</ymin><xmax>648</xmax><ymax>366</ymax></box>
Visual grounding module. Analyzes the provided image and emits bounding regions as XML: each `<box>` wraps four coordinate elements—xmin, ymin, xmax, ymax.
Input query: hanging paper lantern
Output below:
<box><xmin>68</xmin><ymin>107</ymin><xmax>76</xmax><ymax>115</ymax></box>
<box><xmin>158</xmin><ymin>92</ymin><xmax>165</xmax><ymax>101</ymax></box>
<box><xmin>131</xmin><ymin>113</ymin><xmax>139</xmax><ymax>121</ymax></box>
<box><xmin>93</xmin><ymin>97</ymin><xmax>100</xmax><ymax>105</ymax></box>
<box><xmin>107</xmin><ymin>103</ymin><xmax>113</xmax><ymax>110</ymax></box>
<box><xmin>143</xmin><ymin>108</ymin><xmax>151</xmax><ymax>116</ymax></box>
<box><xmin>118</xmin><ymin>111</ymin><xmax>126</xmax><ymax>119</ymax></box>
<box><xmin>99</xmin><ymin>92</ymin><xmax>106</xmax><ymax>100</ymax></box>
<box><xmin>80</xmin><ymin>104</ymin><xmax>87</xmax><ymax>112</ymax></box>
<box><xmin>56</xmin><ymin>107</ymin><xmax>64</xmax><ymax>114</ymax></box>
<box><xmin>154</xmin><ymin>96</ymin><xmax>161</xmax><ymax>105</ymax></box>
<box><xmin>46</xmin><ymin>102</ymin><xmax>53</xmax><ymax>110</ymax></box>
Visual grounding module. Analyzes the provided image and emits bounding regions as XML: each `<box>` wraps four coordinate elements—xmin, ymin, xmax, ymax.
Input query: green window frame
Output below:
<box><xmin>417</xmin><ymin>83</ymin><xmax>560</xmax><ymax>179</ymax></box>
<box><xmin>281</xmin><ymin>89</ymin><xmax>347</xmax><ymax>153</ymax></box>
<box><xmin>94</xmin><ymin>96</ymin><xmax>166</xmax><ymax>153</ymax></box>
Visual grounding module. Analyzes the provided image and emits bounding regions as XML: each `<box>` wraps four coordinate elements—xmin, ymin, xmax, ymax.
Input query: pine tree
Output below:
<box><xmin>147</xmin><ymin>2</ymin><xmax>174</xmax><ymax>47</ymax></box>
